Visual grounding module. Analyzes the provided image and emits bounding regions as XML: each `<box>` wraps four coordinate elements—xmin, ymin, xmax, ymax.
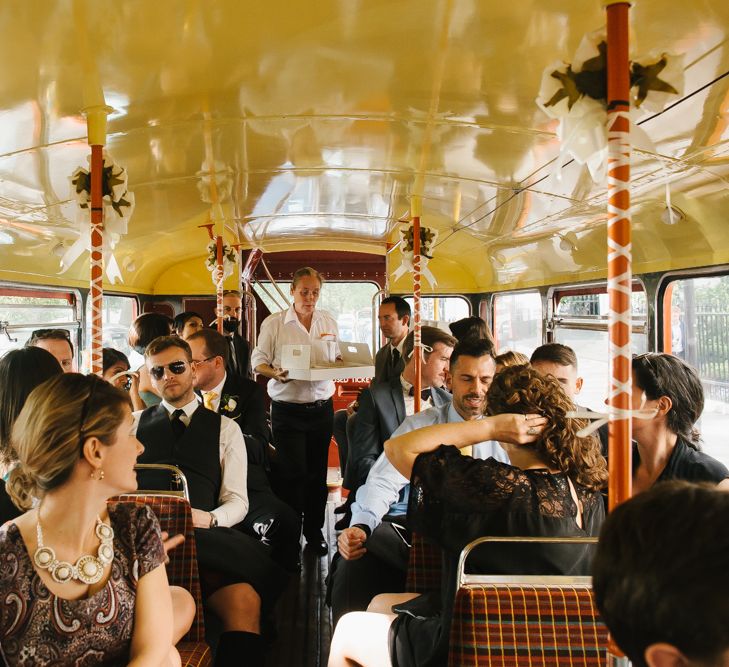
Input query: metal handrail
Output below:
<box><xmin>371</xmin><ymin>288</ymin><xmax>387</xmax><ymax>356</ymax></box>
<box><xmin>133</xmin><ymin>463</ymin><xmax>190</xmax><ymax>501</ymax></box>
<box><xmin>259</xmin><ymin>257</ymin><xmax>291</xmax><ymax>308</ymax></box>
<box><xmin>240</xmin><ymin>288</ymin><xmax>258</xmax><ymax>348</ymax></box>
<box><xmin>457</xmin><ymin>535</ymin><xmax>599</xmax><ymax>587</ymax></box>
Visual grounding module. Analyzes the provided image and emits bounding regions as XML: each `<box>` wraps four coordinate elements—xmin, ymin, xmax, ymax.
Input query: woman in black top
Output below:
<box><xmin>328</xmin><ymin>366</ymin><xmax>607</xmax><ymax>667</ymax></box>
<box><xmin>631</xmin><ymin>353</ymin><xmax>729</xmax><ymax>493</ymax></box>
<box><xmin>0</xmin><ymin>347</ymin><xmax>63</xmax><ymax>524</ymax></box>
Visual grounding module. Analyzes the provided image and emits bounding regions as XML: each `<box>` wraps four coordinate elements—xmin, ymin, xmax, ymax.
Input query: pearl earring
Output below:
<box><xmin>90</xmin><ymin>469</ymin><xmax>105</xmax><ymax>480</ymax></box>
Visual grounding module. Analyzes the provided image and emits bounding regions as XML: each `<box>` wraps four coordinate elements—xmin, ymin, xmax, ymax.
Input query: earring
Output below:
<box><xmin>90</xmin><ymin>469</ymin><xmax>105</xmax><ymax>480</ymax></box>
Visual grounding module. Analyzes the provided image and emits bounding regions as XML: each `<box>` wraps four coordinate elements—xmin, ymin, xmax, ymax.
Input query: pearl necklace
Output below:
<box><xmin>34</xmin><ymin>515</ymin><xmax>114</xmax><ymax>585</ymax></box>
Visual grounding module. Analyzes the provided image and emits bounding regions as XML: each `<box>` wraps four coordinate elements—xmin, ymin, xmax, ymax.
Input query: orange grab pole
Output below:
<box><xmin>89</xmin><ymin>144</ymin><xmax>104</xmax><ymax>376</ymax></box>
<box><xmin>412</xmin><ymin>215</ymin><xmax>422</xmax><ymax>413</ymax></box>
<box><xmin>216</xmin><ymin>235</ymin><xmax>224</xmax><ymax>334</ymax></box>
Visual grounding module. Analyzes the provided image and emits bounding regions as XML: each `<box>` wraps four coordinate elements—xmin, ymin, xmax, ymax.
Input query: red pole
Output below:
<box><xmin>216</xmin><ymin>235</ymin><xmax>224</xmax><ymax>334</ymax></box>
<box><xmin>412</xmin><ymin>214</ymin><xmax>422</xmax><ymax>412</ymax></box>
<box><xmin>89</xmin><ymin>143</ymin><xmax>104</xmax><ymax>376</ymax></box>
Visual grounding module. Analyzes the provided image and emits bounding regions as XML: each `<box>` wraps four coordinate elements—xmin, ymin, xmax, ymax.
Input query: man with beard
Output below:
<box><xmin>329</xmin><ymin>338</ymin><xmax>507</xmax><ymax>623</ymax></box>
<box><xmin>133</xmin><ymin>336</ymin><xmax>284</xmax><ymax>666</ymax></box>
<box><xmin>221</xmin><ymin>289</ymin><xmax>250</xmax><ymax>379</ymax></box>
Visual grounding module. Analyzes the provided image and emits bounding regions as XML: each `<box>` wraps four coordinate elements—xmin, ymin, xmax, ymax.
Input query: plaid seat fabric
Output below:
<box><xmin>405</xmin><ymin>532</ymin><xmax>443</xmax><ymax>594</ymax></box>
<box><xmin>448</xmin><ymin>584</ymin><xmax>609</xmax><ymax>666</ymax></box>
<box><xmin>112</xmin><ymin>494</ymin><xmax>212</xmax><ymax>667</ymax></box>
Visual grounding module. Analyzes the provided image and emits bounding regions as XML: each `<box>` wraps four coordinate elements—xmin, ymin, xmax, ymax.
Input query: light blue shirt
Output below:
<box><xmin>349</xmin><ymin>401</ymin><xmax>508</xmax><ymax>533</ymax></box>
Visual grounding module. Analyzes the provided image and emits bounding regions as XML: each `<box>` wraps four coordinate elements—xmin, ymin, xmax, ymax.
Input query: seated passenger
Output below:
<box><xmin>0</xmin><ymin>373</ymin><xmax>192</xmax><ymax>666</ymax></box>
<box><xmin>25</xmin><ymin>328</ymin><xmax>75</xmax><ymax>372</ymax></box>
<box><xmin>173</xmin><ymin>311</ymin><xmax>204</xmax><ymax>340</ymax></box>
<box><xmin>593</xmin><ymin>481</ymin><xmax>729</xmax><ymax>667</ymax></box>
<box><xmin>187</xmin><ymin>328</ymin><xmax>301</xmax><ymax>572</ymax></box>
<box><xmin>329</xmin><ymin>339</ymin><xmax>508</xmax><ymax>624</ymax></box>
<box><xmin>102</xmin><ymin>346</ymin><xmax>145</xmax><ymax>411</ymax></box>
<box><xmin>127</xmin><ymin>312</ymin><xmax>174</xmax><ymax>407</ymax></box>
<box><xmin>631</xmin><ymin>353</ymin><xmax>729</xmax><ymax>492</ymax></box>
<box><xmin>343</xmin><ymin>326</ymin><xmax>455</xmax><ymax>508</ymax></box>
<box><xmin>329</xmin><ymin>365</ymin><xmax>606</xmax><ymax>667</ymax></box>
<box><xmin>530</xmin><ymin>342</ymin><xmax>608</xmax><ymax>455</ymax></box>
<box><xmin>493</xmin><ymin>349</ymin><xmax>529</xmax><ymax>373</ymax></box>
<box><xmin>133</xmin><ymin>335</ymin><xmax>285</xmax><ymax>666</ymax></box>
<box><xmin>0</xmin><ymin>347</ymin><xmax>63</xmax><ymax>524</ymax></box>
<box><xmin>448</xmin><ymin>316</ymin><xmax>495</xmax><ymax>346</ymax></box>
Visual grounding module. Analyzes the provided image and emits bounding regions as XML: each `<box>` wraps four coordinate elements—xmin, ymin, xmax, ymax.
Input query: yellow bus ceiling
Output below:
<box><xmin>1</xmin><ymin>1</ymin><xmax>728</xmax><ymax>294</ymax></box>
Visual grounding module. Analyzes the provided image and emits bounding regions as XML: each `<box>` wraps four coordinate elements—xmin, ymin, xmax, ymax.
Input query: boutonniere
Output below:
<box><xmin>221</xmin><ymin>394</ymin><xmax>239</xmax><ymax>413</ymax></box>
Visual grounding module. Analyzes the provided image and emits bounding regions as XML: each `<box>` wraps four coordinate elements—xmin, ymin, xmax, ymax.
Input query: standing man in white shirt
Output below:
<box><xmin>133</xmin><ymin>336</ymin><xmax>283</xmax><ymax>666</ymax></box>
<box><xmin>251</xmin><ymin>266</ymin><xmax>338</xmax><ymax>556</ymax></box>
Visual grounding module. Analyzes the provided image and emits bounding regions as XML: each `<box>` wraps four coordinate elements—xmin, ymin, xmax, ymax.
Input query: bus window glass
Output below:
<box><xmin>493</xmin><ymin>291</ymin><xmax>542</xmax><ymax>355</ymax></box>
<box><xmin>84</xmin><ymin>294</ymin><xmax>137</xmax><ymax>360</ymax></box>
<box><xmin>0</xmin><ymin>293</ymin><xmax>77</xmax><ymax>357</ymax></box>
<box><xmin>554</xmin><ymin>289</ymin><xmax>647</xmax><ymax>412</ymax></box>
<box><xmin>403</xmin><ymin>296</ymin><xmax>470</xmax><ymax>330</ymax></box>
<box><xmin>665</xmin><ymin>275</ymin><xmax>729</xmax><ymax>468</ymax></box>
<box><xmin>253</xmin><ymin>281</ymin><xmax>379</xmax><ymax>345</ymax></box>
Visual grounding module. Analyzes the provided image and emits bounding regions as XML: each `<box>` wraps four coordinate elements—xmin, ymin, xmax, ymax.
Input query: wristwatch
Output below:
<box><xmin>209</xmin><ymin>512</ymin><xmax>218</xmax><ymax>528</ymax></box>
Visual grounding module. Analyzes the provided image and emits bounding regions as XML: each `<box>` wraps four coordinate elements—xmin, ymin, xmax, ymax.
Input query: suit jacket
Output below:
<box><xmin>348</xmin><ymin>376</ymin><xmax>450</xmax><ymax>489</ymax></box>
<box><xmin>218</xmin><ymin>372</ymin><xmax>271</xmax><ymax>492</ymax></box>
<box><xmin>373</xmin><ymin>343</ymin><xmax>405</xmax><ymax>384</ymax></box>
<box><xmin>226</xmin><ymin>332</ymin><xmax>251</xmax><ymax>380</ymax></box>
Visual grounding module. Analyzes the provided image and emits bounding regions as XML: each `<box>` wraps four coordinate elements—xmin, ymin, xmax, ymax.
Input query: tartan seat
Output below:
<box><xmin>113</xmin><ymin>493</ymin><xmax>212</xmax><ymax>667</ymax></box>
<box><xmin>447</xmin><ymin>537</ymin><xmax>609</xmax><ymax>666</ymax></box>
<box><xmin>405</xmin><ymin>531</ymin><xmax>443</xmax><ymax>594</ymax></box>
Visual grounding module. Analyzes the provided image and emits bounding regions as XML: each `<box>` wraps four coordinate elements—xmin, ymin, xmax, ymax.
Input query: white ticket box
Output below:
<box><xmin>281</xmin><ymin>341</ymin><xmax>375</xmax><ymax>381</ymax></box>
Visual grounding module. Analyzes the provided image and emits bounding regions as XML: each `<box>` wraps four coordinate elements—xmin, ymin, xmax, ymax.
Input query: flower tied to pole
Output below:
<box><xmin>206</xmin><ymin>239</ymin><xmax>238</xmax><ymax>285</ymax></box>
<box><xmin>392</xmin><ymin>223</ymin><xmax>438</xmax><ymax>287</ymax></box>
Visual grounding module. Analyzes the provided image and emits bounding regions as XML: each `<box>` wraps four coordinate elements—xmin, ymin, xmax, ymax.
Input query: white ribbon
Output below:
<box><xmin>393</xmin><ymin>223</ymin><xmax>438</xmax><ymax>287</ymax></box>
<box><xmin>566</xmin><ymin>405</ymin><xmax>658</xmax><ymax>438</ymax></box>
<box><xmin>206</xmin><ymin>240</ymin><xmax>238</xmax><ymax>286</ymax></box>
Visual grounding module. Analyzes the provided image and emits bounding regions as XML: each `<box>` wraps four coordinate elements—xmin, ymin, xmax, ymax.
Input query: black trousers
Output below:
<box><xmin>270</xmin><ymin>398</ymin><xmax>334</xmax><ymax>537</ymax></box>
<box><xmin>328</xmin><ymin>519</ymin><xmax>410</xmax><ymax>625</ymax></box>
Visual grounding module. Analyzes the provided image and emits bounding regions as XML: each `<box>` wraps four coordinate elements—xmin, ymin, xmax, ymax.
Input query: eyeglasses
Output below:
<box><xmin>149</xmin><ymin>360</ymin><xmax>189</xmax><ymax>381</ymax></box>
<box><xmin>192</xmin><ymin>355</ymin><xmax>217</xmax><ymax>366</ymax></box>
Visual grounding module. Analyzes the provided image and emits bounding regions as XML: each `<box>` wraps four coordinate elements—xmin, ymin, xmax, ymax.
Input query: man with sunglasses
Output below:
<box><xmin>26</xmin><ymin>328</ymin><xmax>75</xmax><ymax>372</ymax></box>
<box><xmin>187</xmin><ymin>328</ymin><xmax>301</xmax><ymax>572</ymax></box>
<box><xmin>132</xmin><ymin>336</ymin><xmax>284</xmax><ymax>666</ymax></box>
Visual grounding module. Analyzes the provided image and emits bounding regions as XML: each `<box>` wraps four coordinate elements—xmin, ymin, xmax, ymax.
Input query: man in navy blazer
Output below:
<box><xmin>188</xmin><ymin>328</ymin><xmax>301</xmax><ymax>571</ymax></box>
<box><xmin>345</xmin><ymin>326</ymin><xmax>457</xmax><ymax>496</ymax></box>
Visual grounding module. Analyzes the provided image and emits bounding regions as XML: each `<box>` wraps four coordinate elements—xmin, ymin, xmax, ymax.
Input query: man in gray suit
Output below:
<box><xmin>344</xmin><ymin>326</ymin><xmax>457</xmax><ymax>497</ymax></box>
<box><xmin>333</xmin><ymin>296</ymin><xmax>411</xmax><ymax>484</ymax></box>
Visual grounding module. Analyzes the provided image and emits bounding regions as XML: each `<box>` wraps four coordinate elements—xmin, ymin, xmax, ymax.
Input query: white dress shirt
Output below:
<box><xmin>201</xmin><ymin>374</ymin><xmax>227</xmax><ymax>413</ymax></box>
<box><xmin>399</xmin><ymin>375</ymin><xmax>432</xmax><ymax>416</ymax></box>
<box><xmin>350</xmin><ymin>401</ymin><xmax>508</xmax><ymax>533</ymax></box>
<box><xmin>132</xmin><ymin>397</ymin><xmax>249</xmax><ymax>527</ymax></box>
<box><xmin>251</xmin><ymin>305</ymin><xmax>339</xmax><ymax>403</ymax></box>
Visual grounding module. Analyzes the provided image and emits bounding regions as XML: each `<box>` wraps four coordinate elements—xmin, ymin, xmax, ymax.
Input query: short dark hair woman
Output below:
<box><xmin>631</xmin><ymin>353</ymin><xmax>729</xmax><ymax>493</ymax></box>
<box><xmin>329</xmin><ymin>365</ymin><xmax>607</xmax><ymax>666</ymax></box>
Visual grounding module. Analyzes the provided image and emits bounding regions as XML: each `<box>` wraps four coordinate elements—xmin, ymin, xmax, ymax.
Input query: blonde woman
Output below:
<box><xmin>0</xmin><ymin>373</ymin><xmax>192</xmax><ymax>666</ymax></box>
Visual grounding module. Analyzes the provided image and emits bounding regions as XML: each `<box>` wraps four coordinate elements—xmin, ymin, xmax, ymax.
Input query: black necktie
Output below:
<box><xmin>228</xmin><ymin>337</ymin><xmax>239</xmax><ymax>372</ymax></box>
<box><xmin>171</xmin><ymin>409</ymin><xmax>186</xmax><ymax>440</ymax></box>
<box><xmin>391</xmin><ymin>348</ymin><xmax>400</xmax><ymax>369</ymax></box>
<box><xmin>409</xmin><ymin>387</ymin><xmax>431</xmax><ymax>402</ymax></box>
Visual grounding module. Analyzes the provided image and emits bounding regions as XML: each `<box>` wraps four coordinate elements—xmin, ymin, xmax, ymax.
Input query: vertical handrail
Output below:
<box><xmin>240</xmin><ymin>289</ymin><xmax>258</xmax><ymax>349</ymax></box>
<box><xmin>371</xmin><ymin>288</ymin><xmax>387</xmax><ymax>355</ymax></box>
<box><xmin>260</xmin><ymin>257</ymin><xmax>291</xmax><ymax>308</ymax></box>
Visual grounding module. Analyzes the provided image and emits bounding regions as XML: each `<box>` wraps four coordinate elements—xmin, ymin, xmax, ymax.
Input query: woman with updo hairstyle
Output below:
<box><xmin>631</xmin><ymin>353</ymin><xmax>729</xmax><ymax>493</ymax></box>
<box><xmin>127</xmin><ymin>312</ymin><xmax>173</xmax><ymax>407</ymax></box>
<box><xmin>0</xmin><ymin>347</ymin><xmax>63</xmax><ymax>524</ymax></box>
<box><xmin>329</xmin><ymin>365</ymin><xmax>606</xmax><ymax>667</ymax></box>
<box><xmin>0</xmin><ymin>373</ymin><xmax>192</xmax><ymax>666</ymax></box>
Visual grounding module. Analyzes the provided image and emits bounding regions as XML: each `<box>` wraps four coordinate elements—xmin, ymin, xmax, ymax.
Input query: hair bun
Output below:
<box><xmin>6</xmin><ymin>464</ymin><xmax>37</xmax><ymax>511</ymax></box>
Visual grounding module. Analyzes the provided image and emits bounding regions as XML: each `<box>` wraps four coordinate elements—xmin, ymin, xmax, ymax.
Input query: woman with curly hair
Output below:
<box><xmin>329</xmin><ymin>365</ymin><xmax>606</xmax><ymax>667</ymax></box>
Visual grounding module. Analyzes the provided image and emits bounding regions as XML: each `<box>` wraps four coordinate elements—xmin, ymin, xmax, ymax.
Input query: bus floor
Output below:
<box><xmin>266</xmin><ymin>476</ymin><xmax>342</xmax><ymax>666</ymax></box>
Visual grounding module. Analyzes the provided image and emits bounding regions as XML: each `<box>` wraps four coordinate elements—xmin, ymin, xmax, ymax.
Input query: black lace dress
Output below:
<box><xmin>389</xmin><ymin>445</ymin><xmax>605</xmax><ymax>667</ymax></box>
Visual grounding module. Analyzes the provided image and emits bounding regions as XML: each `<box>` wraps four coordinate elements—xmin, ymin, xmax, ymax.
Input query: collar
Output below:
<box><xmin>209</xmin><ymin>373</ymin><xmax>227</xmax><ymax>398</ymax></box>
<box><xmin>400</xmin><ymin>375</ymin><xmax>432</xmax><ymax>395</ymax></box>
<box><xmin>392</xmin><ymin>336</ymin><xmax>407</xmax><ymax>354</ymax></box>
<box><xmin>284</xmin><ymin>304</ymin><xmax>325</xmax><ymax>326</ymax></box>
<box><xmin>161</xmin><ymin>396</ymin><xmax>199</xmax><ymax>419</ymax></box>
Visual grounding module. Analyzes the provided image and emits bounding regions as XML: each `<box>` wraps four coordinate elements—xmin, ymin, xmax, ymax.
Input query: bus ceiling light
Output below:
<box><xmin>123</xmin><ymin>257</ymin><xmax>137</xmax><ymax>272</ymax></box>
<box><xmin>52</xmin><ymin>242</ymin><xmax>65</xmax><ymax>256</ymax></box>
<box><xmin>661</xmin><ymin>205</ymin><xmax>684</xmax><ymax>226</ymax></box>
<box><xmin>0</xmin><ymin>231</ymin><xmax>13</xmax><ymax>245</ymax></box>
<box><xmin>558</xmin><ymin>232</ymin><xmax>578</xmax><ymax>252</ymax></box>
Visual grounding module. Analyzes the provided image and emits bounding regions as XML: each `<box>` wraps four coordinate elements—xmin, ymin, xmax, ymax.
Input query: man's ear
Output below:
<box><xmin>575</xmin><ymin>376</ymin><xmax>584</xmax><ymax>395</ymax></box>
<box><xmin>644</xmin><ymin>643</ymin><xmax>690</xmax><ymax>667</ymax></box>
<box><xmin>402</xmin><ymin>315</ymin><xmax>410</xmax><ymax>328</ymax></box>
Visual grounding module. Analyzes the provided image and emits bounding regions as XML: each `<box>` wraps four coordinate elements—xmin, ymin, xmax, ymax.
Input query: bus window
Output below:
<box><xmin>664</xmin><ymin>274</ymin><xmax>729</xmax><ymax>468</ymax></box>
<box><xmin>403</xmin><ymin>296</ymin><xmax>470</xmax><ymax>329</ymax></box>
<box><xmin>553</xmin><ymin>287</ymin><xmax>647</xmax><ymax>412</ymax></box>
<box><xmin>84</xmin><ymin>294</ymin><xmax>138</xmax><ymax>361</ymax></box>
<box><xmin>493</xmin><ymin>291</ymin><xmax>542</xmax><ymax>356</ymax></box>
<box><xmin>253</xmin><ymin>281</ymin><xmax>379</xmax><ymax>345</ymax></box>
<box><xmin>0</xmin><ymin>291</ymin><xmax>78</xmax><ymax>358</ymax></box>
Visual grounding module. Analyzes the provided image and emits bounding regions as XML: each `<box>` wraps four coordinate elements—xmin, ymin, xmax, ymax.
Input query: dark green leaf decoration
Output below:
<box><xmin>403</xmin><ymin>226</ymin><xmax>436</xmax><ymax>259</ymax></box>
<box><xmin>71</xmin><ymin>163</ymin><xmax>133</xmax><ymax>217</ymax></box>
<box><xmin>544</xmin><ymin>41</ymin><xmax>677</xmax><ymax>110</ymax></box>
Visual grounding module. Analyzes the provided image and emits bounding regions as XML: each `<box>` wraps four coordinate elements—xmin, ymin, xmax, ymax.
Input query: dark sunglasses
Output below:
<box><xmin>29</xmin><ymin>328</ymin><xmax>72</xmax><ymax>342</ymax></box>
<box><xmin>150</xmin><ymin>360</ymin><xmax>188</xmax><ymax>381</ymax></box>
